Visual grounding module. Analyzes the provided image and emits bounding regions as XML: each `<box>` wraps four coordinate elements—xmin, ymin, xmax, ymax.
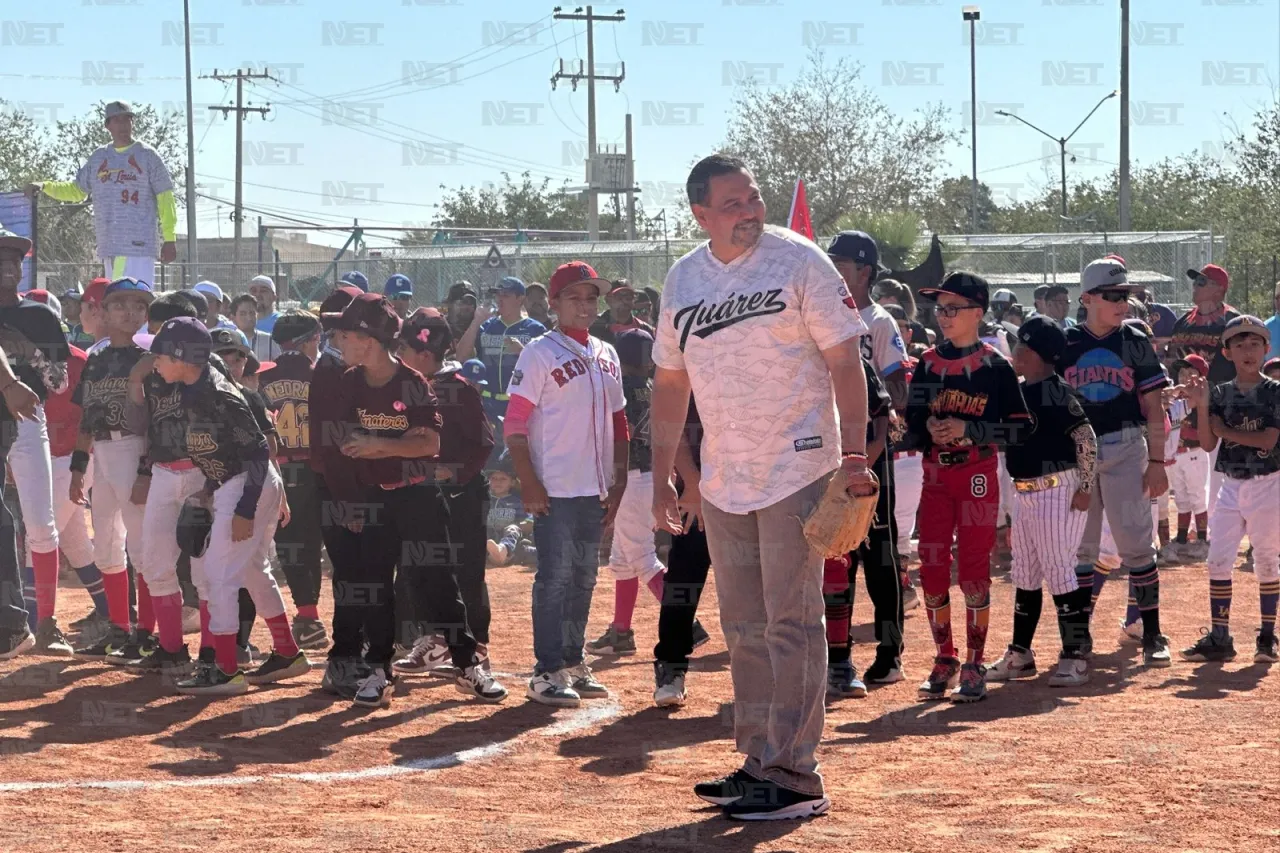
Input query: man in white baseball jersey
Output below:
<box><xmin>650</xmin><ymin>154</ymin><xmax>873</xmax><ymax>821</ymax></box>
<box><xmin>28</xmin><ymin>102</ymin><xmax>176</xmax><ymax>282</ymax></box>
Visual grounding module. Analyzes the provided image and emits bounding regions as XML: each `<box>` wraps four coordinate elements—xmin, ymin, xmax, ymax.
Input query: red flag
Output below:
<box><xmin>787</xmin><ymin>178</ymin><xmax>814</xmax><ymax>241</ymax></box>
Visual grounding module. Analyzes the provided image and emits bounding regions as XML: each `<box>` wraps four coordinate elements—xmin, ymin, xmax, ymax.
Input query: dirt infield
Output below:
<box><xmin>1</xmin><ymin>558</ymin><xmax>1277</xmax><ymax>853</ymax></box>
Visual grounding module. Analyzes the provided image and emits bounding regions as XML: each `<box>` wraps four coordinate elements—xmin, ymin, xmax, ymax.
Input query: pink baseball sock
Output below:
<box><xmin>296</xmin><ymin>604</ymin><xmax>319</xmax><ymax>621</ymax></box>
<box><xmin>32</xmin><ymin>549</ymin><xmax>59</xmax><ymax>623</ymax></box>
<box><xmin>613</xmin><ymin>577</ymin><xmax>639</xmax><ymax>632</ymax></box>
<box><xmin>264</xmin><ymin>613</ymin><xmax>299</xmax><ymax>657</ymax></box>
<box><xmin>136</xmin><ymin>575</ymin><xmax>155</xmax><ymax>635</ymax></box>
<box><xmin>152</xmin><ymin>592</ymin><xmax>184</xmax><ymax>653</ymax></box>
<box><xmin>647</xmin><ymin>573</ymin><xmax>665</xmax><ymax>603</ymax></box>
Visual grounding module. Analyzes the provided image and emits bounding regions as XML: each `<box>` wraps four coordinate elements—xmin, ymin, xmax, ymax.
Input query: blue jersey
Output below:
<box><xmin>475</xmin><ymin>316</ymin><xmax>546</xmax><ymax>406</ymax></box>
<box><xmin>487</xmin><ymin>492</ymin><xmax>531</xmax><ymax>538</ymax></box>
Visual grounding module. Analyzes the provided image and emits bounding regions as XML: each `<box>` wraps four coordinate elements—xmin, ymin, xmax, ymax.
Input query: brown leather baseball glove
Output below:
<box><xmin>803</xmin><ymin>468</ymin><xmax>880</xmax><ymax>557</ymax></box>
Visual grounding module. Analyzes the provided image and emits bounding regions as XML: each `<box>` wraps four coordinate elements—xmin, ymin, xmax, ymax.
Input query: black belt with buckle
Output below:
<box><xmin>934</xmin><ymin>446</ymin><xmax>996</xmax><ymax>466</ymax></box>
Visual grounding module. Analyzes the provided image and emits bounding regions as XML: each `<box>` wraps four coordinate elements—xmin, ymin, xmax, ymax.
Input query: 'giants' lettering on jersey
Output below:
<box><xmin>550</xmin><ymin>356</ymin><xmax>621</xmax><ymax>388</ymax></box>
<box><xmin>673</xmin><ymin>288</ymin><xmax>787</xmax><ymax>350</ymax></box>
<box><xmin>1062</xmin><ymin>353</ymin><xmax>1136</xmax><ymax>401</ymax></box>
<box><xmin>357</xmin><ymin>408</ymin><xmax>410</xmax><ymax>432</ymax></box>
<box><xmin>930</xmin><ymin>388</ymin><xmax>990</xmax><ymax>418</ymax></box>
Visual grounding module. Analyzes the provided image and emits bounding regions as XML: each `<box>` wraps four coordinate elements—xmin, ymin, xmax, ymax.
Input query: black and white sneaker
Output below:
<box><xmin>1142</xmin><ymin>633</ymin><xmax>1173</xmax><ymax>668</ymax></box>
<box><xmin>724</xmin><ymin>779</ymin><xmax>831</xmax><ymax>821</ymax></box>
<box><xmin>237</xmin><ymin>643</ymin><xmax>261</xmax><ymax>666</ymax></box>
<box><xmin>864</xmin><ymin>653</ymin><xmax>904</xmax><ymax>685</ymax></box>
<box><xmin>1180</xmin><ymin>628</ymin><xmax>1236</xmax><ymax>662</ymax></box>
<box><xmin>33</xmin><ymin>617</ymin><xmax>73</xmax><ymax>657</ymax></box>
<box><xmin>566</xmin><ymin>663</ymin><xmax>609</xmax><ymax>698</ymax></box>
<box><xmin>653</xmin><ymin>661</ymin><xmax>687</xmax><ymax>708</ymax></box>
<box><xmin>1255</xmin><ymin>630</ymin><xmax>1279</xmax><ymax>663</ymax></box>
<box><xmin>137</xmin><ymin>644</ymin><xmax>194</xmax><ymax>679</ymax></box>
<box><xmin>246</xmin><ymin>650</ymin><xmax>310</xmax><ymax>685</ymax></box>
<box><xmin>73</xmin><ymin>625</ymin><xmax>131</xmax><ymax>661</ymax></box>
<box><xmin>322</xmin><ymin>657</ymin><xmax>367</xmax><ymax>699</ymax></box>
<box><xmin>175</xmin><ymin>665</ymin><xmax>248</xmax><ymax>696</ymax></box>
<box><xmin>0</xmin><ymin>629</ymin><xmax>35</xmax><ymax>661</ymax></box>
<box><xmin>353</xmin><ymin>666</ymin><xmax>395</xmax><ymax>708</ymax></box>
<box><xmin>690</xmin><ymin>620</ymin><xmax>711</xmax><ymax>650</ymax></box>
<box><xmin>694</xmin><ymin>769</ymin><xmax>756</xmax><ymax>806</ymax></box>
<box><xmin>455</xmin><ymin>664</ymin><xmax>508</xmax><ymax>703</ymax></box>
<box><xmin>105</xmin><ymin>630</ymin><xmax>157</xmax><ymax>667</ymax></box>
<box><xmin>526</xmin><ymin>671</ymin><xmax>580</xmax><ymax>707</ymax></box>
<box><xmin>826</xmin><ymin>661</ymin><xmax>867</xmax><ymax>698</ymax></box>
<box><xmin>291</xmin><ymin>618</ymin><xmax>328</xmax><ymax>650</ymax></box>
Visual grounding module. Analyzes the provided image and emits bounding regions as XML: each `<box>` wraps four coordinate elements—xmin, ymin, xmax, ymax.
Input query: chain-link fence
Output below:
<box><xmin>1228</xmin><ymin>254</ymin><xmax>1280</xmax><ymax>319</ymax></box>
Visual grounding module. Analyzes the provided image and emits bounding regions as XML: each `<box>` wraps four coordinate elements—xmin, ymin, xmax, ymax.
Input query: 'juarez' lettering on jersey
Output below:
<box><xmin>673</xmin><ymin>288</ymin><xmax>787</xmax><ymax>350</ymax></box>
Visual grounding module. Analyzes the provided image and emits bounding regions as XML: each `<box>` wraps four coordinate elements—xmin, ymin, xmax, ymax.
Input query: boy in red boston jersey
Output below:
<box><xmin>319</xmin><ymin>293</ymin><xmax>503</xmax><ymax>708</ymax></box>
<box><xmin>904</xmin><ymin>272</ymin><xmax>1031</xmax><ymax>703</ymax></box>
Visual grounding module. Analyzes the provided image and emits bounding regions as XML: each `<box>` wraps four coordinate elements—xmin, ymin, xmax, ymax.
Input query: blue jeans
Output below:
<box><xmin>532</xmin><ymin>496</ymin><xmax>605</xmax><ymax>675</ymax></box>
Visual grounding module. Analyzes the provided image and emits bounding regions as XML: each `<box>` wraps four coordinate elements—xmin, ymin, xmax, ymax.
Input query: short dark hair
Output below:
<box><xmin>171</xmin><ymin>290</ymin><xmax>206</xmax><ymax>320</ymax></box>
<box><xmin>150</xmin><ymin>293</ymin><xmax>198</xmax><ymax>324</ymax></box>
<box><xmin>1033</xmin><ymin>285</ymin><xmax>1050</xmax><ymax>302</ymax></box>
<box><xmin>1045</xmin><ymin>284</ymin><xmax>1069</xmax><ymax>300</ymax></box>
<box><xmin>525</xmin><ymin>282</ymin><xmax>547</xmax><ymax>295</ymax></box>
<box><xmin>882</xmin><ymin>303</ymin><xmax>907</xmax><ymax>322</ymax></box>
<box><xmin>686</xmin><ymin>153</ymin><xmax>749</xmax><ymax>207</ymax></box>
<box><xmin>230</xmin><ymin>293</ymin><xmax>258</xmax><ymax>313</ymax></box>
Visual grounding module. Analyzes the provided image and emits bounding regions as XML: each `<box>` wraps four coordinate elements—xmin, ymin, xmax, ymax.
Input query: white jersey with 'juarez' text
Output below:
<box><xmin>653</xmin><ymin>226</ymin><xmax>868</xmax><ymax>514</ymax></box>
<box><xmin>507</xmin><ymin>331</ymin><xmax>626</xmax><ymax>499</ymax></box>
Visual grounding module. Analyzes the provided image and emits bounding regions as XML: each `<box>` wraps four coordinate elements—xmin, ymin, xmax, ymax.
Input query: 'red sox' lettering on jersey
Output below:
<box><xmin>550</xmin><ymin>355</ymin><xmax>620</xmax><ymax>388</ymax></box>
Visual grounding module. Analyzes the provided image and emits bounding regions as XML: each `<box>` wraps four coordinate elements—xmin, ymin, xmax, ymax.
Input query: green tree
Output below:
<box><xmin>834</xmin><ymin>210</ymin><xmax>923</xmax><ymax>269</ymax></box>
<box><xmin>918</xmin><ymin>176</ymin><xmax>999</xmax><ymax>234</ymax></box>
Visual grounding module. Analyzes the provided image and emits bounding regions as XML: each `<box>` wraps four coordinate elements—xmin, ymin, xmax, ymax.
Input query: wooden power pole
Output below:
<box><xmin>205</xmin><ymin>69</ymin><xmax>272</xmax><ymax>271</ymax></box>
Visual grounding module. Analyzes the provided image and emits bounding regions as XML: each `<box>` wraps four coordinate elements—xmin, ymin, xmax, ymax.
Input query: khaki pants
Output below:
<box><xmin>701</xmin><ymin>474</ymin><xmax>830</xmax><ymax>797</ymax></box>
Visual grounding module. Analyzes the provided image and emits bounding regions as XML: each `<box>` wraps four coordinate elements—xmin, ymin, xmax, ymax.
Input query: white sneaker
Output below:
<box><xmin>181</xmin><ymin>606</ymin><xmax>201</xmax><ymax>635</ymax></box>
<box><xmin>985</xmin><ymin>646</ymin><xmax>1037</xmax><ymax>682</ymax></box>
<box><xmin>1048</xmin><ymin>654</ymin><xmax>1090</xmax><ymax>687</ymax></box>
<box><xmin>654</xmin><ymin>674</ymin><xmax>687</xmax><ymax>708</ymax></box>
<box><xmin>1118</xmin><ymin>619</ymin><xmax>1143</xmax><ymax>645</ymax></box>
<box><xmin>392</xmin><ymin>635</ymin><xmax>450</xmax><ymax>675</ymax></box>
<box><xmin>566</xmin><ymin>663</ymin><xmax>609</xmax><ymax>698</ymax></box>
<box><xmin>527</xmin><ymin>670</ymin><xmax>581</xmax><ymax>707</ymax></box>
<box><xmin>486</xmin><ymin>540</ymin><xmax>502</xmax><ymax>563</ymax></box>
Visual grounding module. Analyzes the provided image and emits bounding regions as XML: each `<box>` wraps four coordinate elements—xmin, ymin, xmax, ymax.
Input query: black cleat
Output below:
<box><xmin>246</xmin><ymin>650</ymin><xmax>310</xmax><ymax>685</ymax></box>
<box><xmin>105</xmin><ymin>631</ymin><xmax>158</xmax><ymax>667</ymax></box>
<box><xmin>138</xmin><ymin>644</ymin><xmax>194</xmax><ymax>678</ymax></box>
<box><xmin>73</xmin><ymin>625</ymin><xmax>131</xmax><ymax>661</ymax></box>
<box><xmin>1179</xmin><ymin>628</ymin><xmax>1235</xmax><ymax>663</ymax></box>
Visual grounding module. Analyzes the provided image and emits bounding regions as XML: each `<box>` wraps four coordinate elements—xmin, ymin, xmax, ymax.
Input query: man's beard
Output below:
<box><xmin>730</xmin><ymin>219</ymin><xmax>762</xmax><ymax>248</ymax></box>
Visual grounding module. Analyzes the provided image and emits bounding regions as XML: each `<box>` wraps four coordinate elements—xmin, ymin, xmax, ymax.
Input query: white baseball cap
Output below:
<box><xmin>1081</xmin><ymin>258</ymin><xmax>1138</xmax><ymax>293</ymax></box>
<box><xmin>249</xmin><ymin>274</ymin><xmax>276</xmax><ymax>294</ymax></box>
<box><xmin>193</xmin><ymin>280</ymin><xmax>225</xmax><ymax>303</ymax></box>
<box><xmin>991</xmin><ymin>288</ymin><xmax>1017</xmax><ymax>306</ymax></box>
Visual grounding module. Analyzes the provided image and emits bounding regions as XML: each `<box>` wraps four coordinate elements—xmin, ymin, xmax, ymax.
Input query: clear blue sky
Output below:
<box><xmin>3</xmin><ymin>0</ymin><xmax>1278</xmax><ymax>247</ymax></box>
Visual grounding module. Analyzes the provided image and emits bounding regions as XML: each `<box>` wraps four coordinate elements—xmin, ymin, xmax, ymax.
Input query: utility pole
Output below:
<box><xmin>963</xmin><ymin>6</ymin><xmax>981</xmax><ymax>233</ymax></box>
<box><xmin>1118</xmin><ymin>0</ymin><xmax>1131</xmax><ymax>230</ymax></box>
<box><xmin>551</xmin><ymin>5</ymin><xmax>626</xmax><ymax>241</ymax></box>
<box><xmin>625</xmin><ymin>113</ymin><xmax>636</xmax><ymax>240</ymax></box>
<box><xmin>205</xmin><ymin>69</ymin><xmax>272</xmax><ymax>271</ymax></box>
<box><xmin>182</xmin><ymin>0</ymin><xmax>198</xmax><ymax>284</ymax></box>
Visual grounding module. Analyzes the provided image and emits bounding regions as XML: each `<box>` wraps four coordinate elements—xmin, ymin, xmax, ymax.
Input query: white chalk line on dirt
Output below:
<box><xmin>0</xmin><ymin>699</ymin><xmax>621</xmax><ymax>793</ymax></box>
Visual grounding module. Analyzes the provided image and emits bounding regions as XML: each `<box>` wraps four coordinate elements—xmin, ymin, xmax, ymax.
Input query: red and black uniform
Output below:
<box><xmin>903</xmin><ymin>340</ymin><xmax>1030</xmax><ymax>664</ymax></box>
<box><xmin>46</xmin><ymin>346</ymin><xmax>86</xmax><ymax>459</ymax></box>
<box><xmin>259</xmin><ymin>351</ymin><xmax>323</xmax><ymax>615</ymax></box>
<box><xmin>1171</xmin><ymin>304</ymin><xmax>1240</xmax><ymax>384</ymax></box>
<box><xmin>320</xmin><ymin>361</ymin><xmax>480</xmax><ymax>672</ymax></box>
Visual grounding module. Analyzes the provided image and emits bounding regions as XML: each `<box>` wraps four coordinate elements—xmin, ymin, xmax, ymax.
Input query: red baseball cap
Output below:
<box><xmin>1182</xmin><ymin>353</ymin><xmax>1210</xmax><ymax>377</ymax></box>
<box><xmin>82</xmin><ymin>277</ymin><xmax>111</xmax><ymax>307</ymax></box>
<box><xmin>548</xmin><ymin>261</ymin><xmax>610</xmax><ymax>300</ymax></box>
<box><xmin>318</xmin><ymin>285</ymin><xmax>364</xmax><ymax>331</ymax></box>
<box><xmin>25</xmin><ymin>289</ymin><xmax>51</xmax><ymax>305</ymax></box>
<box><xmin>1186</xmin><ymin>263</ymin><xmax>1229</xmax><ymax>290</ymax></box>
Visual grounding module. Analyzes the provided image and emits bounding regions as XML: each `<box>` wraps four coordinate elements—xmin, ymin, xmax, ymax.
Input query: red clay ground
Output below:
<box><xmin>1</xmin><ymin>556</ymin><xmax>1277</xmax><ymax>853</ymax></box>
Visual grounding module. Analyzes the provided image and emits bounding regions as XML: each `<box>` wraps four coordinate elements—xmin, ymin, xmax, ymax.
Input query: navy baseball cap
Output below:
<box><xmin>340</xmin><ymin>271</ymin><xmax>369</xmax><ymax>293</ymax></box>
<box><xmin>919</xmin><ymin>271</ymin><xmax>990</xmax><ymax>312</ymax></box>
<box><xmin>1014</xmin><ymin>315</ymin><xmax>1067</xmax><ymax>364</ymax></box>
<box><xmin>151</xmin><ymin>316</ymin><xmax>213</xmax><ymax>365</ymax></box>
<box><xmin>103</xmin><ymin>277</ymin><xmax>154</xmax><ymax>304</ymax></box>
<box><xmin>1222</xmin><ymin>314</ymin><xmax>1271</xmax><ymax>348</ymax></box>
<box><xmin>489</xmin><ymin>276</ymin><xmax>526</xmax><ymax>297</ymax></box>
<box><xmin>271</xmin><ymin>310</ymin><xmax>322</xmax><ymax>347</ymax></box>
<box><xmin>615</xmin><ymin>328</ymin><xmax>654</xmax><ymax>370</ymax></box>
<box><xmin>384</xmin><ymin>273</ymin><xmax>413</xmax><ymax>300</ymax></box>
<box><xmin>460</xmin><ymin>358</ymin><xmax>488</xmax><ymax>388</ymax></box>
<box><xmin>826</xmin><ymin>231</ymin><xmax>889</xmax><ymax>274</ymax></box>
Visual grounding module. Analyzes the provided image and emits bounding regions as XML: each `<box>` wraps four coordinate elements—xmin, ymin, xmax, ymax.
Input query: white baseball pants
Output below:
<box><xmin>997</xmin><ymin>452</ymin><xmax>1015</xmax><ymax>527</ymax></box>
<box><xmin>893</xmin><ymin>453</ymin><xmax>923</xmax><ymax>558</ymax></box>
<box><xmin>105</xmin><ymin>256</ymin><xmax>155</xmax><ymax>283</ymax></box>
<box><xmin>89</xmin><ymin>435</ymin><xmax>146</xmax><ymax>576</ymax></box>
<box><xmin>607</xmin><ymin>469</ymin><xmax>665</xmax><ymax>583</ymax></box>
<box><xmin>139</xmin><ymin>465</ymin><xmax>207</xmax><ymax>599</ymax></box>
<box><xmin>1011</xmin><ymin>469</ymin><xmax>1088</xmax><ymax>596</ymax></box>
<box><xmin>8</xmin><ymin>406</ymin><xmax>58</xmax><ymax>556</ymax></box>
<box><xmin>203</xmin><ymin>468</ymin><xmax>287</xmax><ymax>635</ymax></box>
<box><xmin>33</xmin><ymin>455</ymin><xmax>95</xmax><ymax>569</ymax></box>
<box><xmin>1169</xmin><ymin>449</ymin><xmax>1210</xmax><ymax>515</ymax></box>
<box><xmin>1207</xmin><ymin>471</ymin><xmax>1280</xmax><ymax>584</ymax></box>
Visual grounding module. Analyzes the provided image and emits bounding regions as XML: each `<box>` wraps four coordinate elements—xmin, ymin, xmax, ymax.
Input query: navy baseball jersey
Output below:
<box><xmin>622</xmin><ymin>374</ymin><xmax>652</xmax><ymax>474</ymax></box>
<box><xmin>903</xmin><ymin>341</ymin><xmax>1030</xmax><ymax>454</ymax></box>
<box><xmin>179</xmin><ymin>365</ymin><xmax>272</xmax><ymax>518</ymax></box>
<box><xmin>432</xmin><ymin>366</ymin><xmax>494</xmax><ymax>487</ymax></box>
<box><xmin>1210</xmin><ymin>377</ymin><xmax>1280</xmax><ymax>479</ymax></box>
<box><xmin>137</xmin><ymin>353</ymin><xmax>233</xmax><ymax>467</ymax></box>
<box><xmin>1171</xmin><ymin>305</ymin><xmax>1240</xmax><ymax>384</ymax></box>
<box><xmin>1005</xmin><ymin>375</ymin><xmax>1092</xmax><ymax>480</ymax></box>
<box><xmin>1059</xmin><ymin>323</ymin><xmax>1168</xmax><ymax>437</ymax></box>
<box><xmin>0</xmin><ymin>300</ymin><xmax>69</xmax><ymax>414</ymax></box>
<box><xmin>73</xmin><ymin>343</ymin><xmax>147</xmax><ymax>438</ymax></box>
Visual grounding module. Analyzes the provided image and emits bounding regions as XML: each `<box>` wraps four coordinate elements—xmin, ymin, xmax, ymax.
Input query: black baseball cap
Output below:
<box><xmin>400</xmin><ymin>307</ymin><xmax>452</xmax><ymax>358</ymax></box>
<box><xmin>919</xmin><ymin>271</ymin><xmax>990</xmax><ymax>313</ymax></box>
<box><xmin>318</xmin><ymin>285</ymin><xmax>363</xmax><ymax>331</ymax></box>
<box><xmin>322</xmin><ymin>292</ymin><xmax>402</xmax><ymax>346</ymax></box>
<box><xmin>1014</xmin><ymin>316</ymin><xmax>1066</xmax><ymax>364</ymax></box>
<box><xmin>151</xmin><ymin>316</ymin><xmax>213</xmax><ymax>366</ymax></box>
<box><xmin>210</xmin><ymin>327</ymin><xmax>261</xmax><ymax>375</ymax></box>
<box><xmin>447</xmin><ymin>281</ymin><xmax>478</xmax><ymax>305</ymax></box>
<box><xmin>826</xmin><ymin>230</ymin><xmax>889</xmax><ymax>274</ymax></box>
<box><xmin>271</xmin><ymin>309</ymin><xmax>321</xmax><ymax>347</ymax></box>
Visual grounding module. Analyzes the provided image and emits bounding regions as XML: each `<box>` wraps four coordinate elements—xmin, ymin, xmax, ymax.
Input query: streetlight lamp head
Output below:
<box><xmin>963</xmin><ymin>6</ymin><xmax>981</xmax><ymax>20</ymax></box>
<box><xmin>994</xmin><ymin>110</ymin><xmax>1009</xmax><ymax>116</ymax></box>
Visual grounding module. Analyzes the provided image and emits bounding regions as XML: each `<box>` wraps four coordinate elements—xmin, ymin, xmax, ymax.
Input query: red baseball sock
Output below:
<box><xmin>296</xmin><ymin>604</ymin><xmax>319</xmax><ymax>621</ymax></box>
<box><xmin>152</xmin><ymin>592</ymin><xmax>184</xmax><ymax>653</ymax></box>
<box><xmin>612</xmin><ymin>577</ymin><xmax>639</xmax><ymax>632</ymax></box>
<box><xmin>136</xmin><ymin>575</ymin><xmax>155</xmax><ymax>635</ymax></box>
<box><xmin>199</xmin><ymin>601</ymin><xmax>213</xmax><ymax>651</ymax></box>
<box><xmin>264</xmin><ymin>613</ymin><xmax>299</xmax><ymax>657</ymax></box>
<box><xmin>646</xmin><ymin>573</ymin><xmax>664</xmax><ymax>602</ymax></box>
<box><xmin>213</xmin><ymin>632</ymin><xmax>239</xmax><ymax>676</ymax></box>
<box><xmin>32</xmin><ymin>549</ymin><xmax>59</xmax><ymax>623</ymax></box>
<box><xmin>102</xmin><ymin>570</ymin><xmax>131</xmax><ymax>631</ymax></box>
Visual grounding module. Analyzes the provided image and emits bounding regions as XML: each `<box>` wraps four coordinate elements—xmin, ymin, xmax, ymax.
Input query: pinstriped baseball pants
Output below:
<box><xmin>1010</xmin><ymin>468</ymin><xmax>1089</xmax><ymax>596</ymax></box>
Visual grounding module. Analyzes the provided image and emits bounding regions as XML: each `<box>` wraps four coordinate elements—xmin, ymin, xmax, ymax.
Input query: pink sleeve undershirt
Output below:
<box><xmin>503</xmin><ymin>396</ymin><xmax>629</xmax><ymax>441</ymax></box>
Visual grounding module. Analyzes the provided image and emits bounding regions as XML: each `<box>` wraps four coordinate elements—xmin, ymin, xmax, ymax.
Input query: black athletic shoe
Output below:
<box><xmin>723</xmin><ymin>779</ymin><xmax>831</xmax><ymax>821</ymax></box>
<box><xmin>1180</xmin><ymin>628</ymin><xmax>1236</xmax><ymax>662</ymax></box>
<box><xmin>690</xmin><ymin>619</ymin><xmax>711</xmax><ymax>650</ymax></box>
<box><xmin>71</xmin><ymin>611</ymin><xmax>110</xmax><ymax>641</ymax></box>
<box><xmin>322</xmin><ymin>657</ymin><xmax>366</xmax><ymax>699</ymax></box>
<box><xmin>1254</xmin><ymin>631</ymin><xmax>1278</xmax><ymax>663</ymax></box>
<box><xmin>175</xmin><ymin>665</ymin><xmax>248</xmax><ymax>696</ymax></box>
<box><xmin>138</xmin><ymin>644</ymin><xmax>193</xmax><ymax>678</ymax></box>
<box><xmin>864</xmin><ymin>653</ymin><xmax>905</xmax><ymax>685</ymax></box>
<box><xmin>0</xmin><ymin>629</ymin><xmax>36</xmax><ymax>661</ymax></box>
<box><xmin>33</xmin><ymin>617</ymin><xmax>73</xmax><ymax>657</ymax></box>
<box><xmin>246</xmin><ymin>650</ymin><xmax>310</xmax><ymax>685</ymax></box>
<box><xmin>105</xmin><ymin>630</ymin><xmax>157</xmax><ymax>667</ymax></box>
<box><xmin>694</xmin><ymin>769</ymin><xmax>756</xmax><ymax>806</ymax></box>
<box><xmin>826</xmin><ymin>661</ymin><xmax>867</xmax><ymax>698</ymax></box>
<box><xmin>292</xmin><ymin>618</ymin><xmax>328</xmax><ymax>650</ymax></box>
<box><xmin>73</xmin><ymin>625</ymin><xmax>131</xmax><ymax>661</ymax></box>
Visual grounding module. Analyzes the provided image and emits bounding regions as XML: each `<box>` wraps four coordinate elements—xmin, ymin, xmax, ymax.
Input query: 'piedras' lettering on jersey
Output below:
<box><xmin>930</xmin><ymin>388</ymin><xmax>990</xmax><ymax>418</ymax></box>
<box><xmin>262</xmin><ymin>379</ymin><xmax>309</xmax><ymax>405</ymax></box>
<box><xmin>673</xmin><ymin>288</ymin><xmax>787</xmax><ymax>350</ymax></box>
<box><xmin>81</xmin><ymin>377</ymin><xmax>129</xmax><ymax>404</ymax></box>
<box><xmin>357</xmin><ymin>408</ymin><xmax>409</xmax><ymax>432</ymax></box>
<box><xmin>550</xmin><ymin>356</ymin><xmax>620</xmax><ymax>388</ymax></box>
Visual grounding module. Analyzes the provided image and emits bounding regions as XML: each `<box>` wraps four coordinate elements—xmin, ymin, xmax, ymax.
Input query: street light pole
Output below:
<box><xmin>963</xmin><ymin>6</ymin><xmax>981</xmax><ymax>233</ymax></box>
<box><xmin>996</xmin><ymin>89</ymin><xmax>1117</xmax><ymax>220</ymax></box>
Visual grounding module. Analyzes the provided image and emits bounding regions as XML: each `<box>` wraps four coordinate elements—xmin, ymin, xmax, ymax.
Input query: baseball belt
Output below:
<box><xmin>1013</xmin><ymin>473</ymin><xmax>1067</xmax><ymax>493</ymax></box>
<box><xmin>930</xmin><ymin>446</ymin><xmax>996</xmax><ymax>467</ymax></box>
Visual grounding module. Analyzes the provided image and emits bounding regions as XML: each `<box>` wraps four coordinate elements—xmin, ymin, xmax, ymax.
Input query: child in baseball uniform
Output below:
<box><xmin>485</xmin><ymin>458</ymin><xmax>536</xmax><ymax>568</ymax></box>
<box><xmin>1165</xmin><ymin>355</ymin><xmax>1212</xmax><ymax>561</ymax></box>
<box><xmin>70</xmin><ymin>278</ymin><xmax>156</xmax><ymax>661</ymax></box>
<box><xmin>147</xmin><ymin>317</ymin><xmax>307</xmax><ymax>695</ymax></box>
<box><xmin>904</xmin><ymin>272</ymin><xmax>1031</xmax><ymax>703</ymax></box>
<box><xmin>505</xmin><ymin>261</ymin><xmax>629</xmax><ymax>708</ymax></box>
<box><xmin>1180</xmin><ymin>316</ymin><xmax>1280</xmax><ymax>664</ymax></box>
<box><xmin>986</xmin><ymin>318</ymin><xmax>1097</xmax><ymax>687</ymax></box>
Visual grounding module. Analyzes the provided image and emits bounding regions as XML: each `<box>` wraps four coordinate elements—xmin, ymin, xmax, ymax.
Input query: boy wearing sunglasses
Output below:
<box><xmin>904</xmin><ymin>272</ymin><xmax>1031</xmax><ymax>702</ymax></box>
<box><xmin>1059</xmin><ymin>258</ymin><xmax>1172</xmax><ymax>666</ymax></box>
